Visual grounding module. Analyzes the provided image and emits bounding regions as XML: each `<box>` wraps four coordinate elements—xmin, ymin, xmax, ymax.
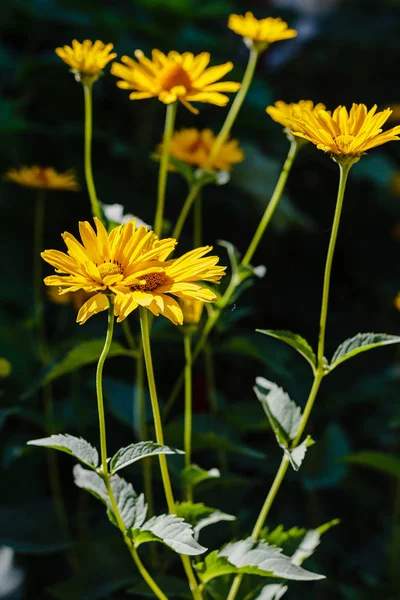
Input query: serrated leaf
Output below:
<box><xmin>284</xmin><ymin>436</ymin><xmax>314</xmax><ymax>471</ymax></box>
<box><xmin>110</xmin><ymin>441</ymin><xmax>184</xmax><ymax>474</ymax></box>
<box><xmin>219</xmin><ymin>538</ymin><xmax>325</xmax><ymax>581</ymax></box>
<box><xmin>329</xmin><ymin>333</ymin><xmax>400</xmax><ymax>371</ymax></box>
<box><xmin>255</xmin><ymin>377</ymin><xmax>302</xmax><ymax>447</ymax></box>
<box><xmin>181</xmin><ymin>464</ymin><xmax>220</xmax><ymax>488</ymax></box>
<box><xmin>343</xmin><ymin>451</ymin><xmax>400</xmax><ymax>478</ymax></box>
<box><xmin>254</xmin><ymin>585</ymin><xmax>288</xmax><ymax>600</ymax></box>
<box><xmin>27</xmin><ymin>434</ymin><xmax>98</xmax><ymax>469</ymax></box>
<box><xmin>73</xmin><ymin>465</ymin><xmax>147</xmax><ymax>529</ymax></box>
<box><xmin>257</xmin><ymin>330</ymin><xmax>316</xmax><ymax>371</ymax></box>
<box><xmin>131</xmin><ymin>514</ymin><xmax>207</xmax><ymax>556</ymax></box>
<box><xmin>175</xmin><ymin>502</ymin><xmax>235</xmax><ymax>538</ymax></box>
<box><xmin>195</xmin><ymin>551</ymin><xmax>238</xmax><ymax>582</ymax></box>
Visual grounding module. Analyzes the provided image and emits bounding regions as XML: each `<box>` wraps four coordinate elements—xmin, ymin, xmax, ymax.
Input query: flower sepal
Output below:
<box><xmin>73</xmin><ymin>69</ymin><xmax>102</xmax><ymax>86</ymax></box>
<box><xmin>331</xmin><ymin>154</ymin><xmax>362</xmax><ymax>167</ymax></box>
<box><xmin>194</xmin><ymin>168</ymin><xmax>230</xmax><ymax>188</ymax></box>
<box><xmin>243</xmin><ymin>38</ymin><xmax>269</xmax><ymax>54</ymax></box>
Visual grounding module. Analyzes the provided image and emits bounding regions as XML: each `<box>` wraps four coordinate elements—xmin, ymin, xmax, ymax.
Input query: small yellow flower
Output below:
<box><xmin>266</xmin><ymin>100</ymin><xmax>326</xmax><ymax>130</ymax></box>
<box><xmin>4</xmin><ymin>166</ymin><xmax>79</xmax><ymax>192</ymax></box>
<box><xmin>47</xmin><ymin>287</ymin><xmax>92</xmax><ymax>311</ymax></box>
<box><xmin>394</xmin><ymin>292</ymin><xmax>400</xmax><ymax>311</ymax></box>
<box><xmin>111</xmin><ymin>50</ymin><xmax>240</xmax><ymax>114</ymax></box>
<box><xmin>55</xmin><ymin>40</ymin><xmax>117</xmax><ymax>84</ymax></box>
<box><xmin>0</xmin><ymin>358</ymin><xmax>11</xmax><ymax>378</ymax></box>
<box><xmin>180</xmin><ymin>298</ymin><xmax>204</xmax><ymax>326</ymax></box>
<box><xmin>228</xmin><ymin>12</ymin><xmax>297</xmax><ymax>51</ymax></box>
<box><xmin>159</xmin><ymin>128</ymin><xmax>244</xmax><ymax>172</ymax></box>
<box><xmin>286</xmin><ymin>103</ymin><xmax>400</xmax><ymax>163</ymax></box>
<box><xmin>42</xmin><ymin>218</ymin><xmax>225</xmax><ymax>325</ymax></box>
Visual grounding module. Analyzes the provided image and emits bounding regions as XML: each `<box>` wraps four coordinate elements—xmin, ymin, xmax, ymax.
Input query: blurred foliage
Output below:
<box><xmin>1</xmin><ymin>0</ymin><xmax>400</xmax><ymax>598</ymax></box>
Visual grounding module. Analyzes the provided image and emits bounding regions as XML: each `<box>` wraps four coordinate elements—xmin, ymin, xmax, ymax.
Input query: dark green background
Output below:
<box><xmin>1</xmin><ymin>0</ymin><xmax>400</xmax><ymax>598</ymax></box>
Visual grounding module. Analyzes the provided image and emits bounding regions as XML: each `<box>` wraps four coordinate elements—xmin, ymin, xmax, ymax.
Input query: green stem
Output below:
<box><xmin>205</xmin><ymin>48</ymin><xmax>259</xmax><ymax>170</ymax></box>
<box><xmin>96</xmin><ymin>297</ymin><xmax>114</xmax><ymax>473</ymax></box>
<box><xmin>154</xmin><ymin>102</ymin><xmax>178</xmax><ymax>237</ymax></box>
<box><xmin>226</xmin><ymin>161</ymin><xmax>353</xmax><ymax>600</ymax></box>
<box><xmin>96</xmin><ymin>301</ymin><xmax>168</xmax><ymax>600</ymax></box>
<box><xmin>317</xmin><ymin>162</ymin><xmax>351</xmax><ymax>365</ymax></box>
<box><xmin>122</xmin><ymin>318</ymin><xmax>136</xmax><ymax>353</ymax></box>
<box><xmin>83</xmin><ymin>82</ymin><xmax>102</xmax><ymax>221</ymax></box>
<box><xmin>172</xmin><ymin>183</ymin><xmax>201</xmax><ymax>242</ymax></box>
<box><xmin>241</xmin><ymin>140</ymin><xmax>299</xmax><ymax>266</ymax></box>
<box><xmin>183</xmin><ymin>333</ymin><xmax>193</xmax><ymax>501</ymax></box>
<box><xmin>139</xmin><ymin>307</ymin><xmax>203</xmax><ymax>600</ymax></box>
<box><xmin>193</xmin><ymin>190</ymin><xmax>202</xmax><ymax>248</ymax></box>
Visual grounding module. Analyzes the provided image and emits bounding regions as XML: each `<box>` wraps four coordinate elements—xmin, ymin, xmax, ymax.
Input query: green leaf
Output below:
<box><xmin>27</xmin><ymin>434</ymin><xmax>98</xmax><ymax>469</ymax></box>
<box><xmin>73</xmin><ymin>465</ymin><xmax>147</xmax><ymax>529</ymax></box>
<box><xmin>329</xmin><ymin>333</ymin><xmax>400</xmax><ymax>371</ymax></box>
<box><xmin>254</xmin><ymin>377</ymin><xmax>302</xmax><ymax>447</ymax></box>
<box><xmin>175</xmin><ymin>502</ymin><xmax>235</xmax><ymax>537</ymax></box>
<box><xmin>181</xmin><ymin>464</ymin><xmax>221</xmax><ymax>488</ymax></box>
<box><xmin>219</xmin><ymin>538</ymin><xmax>325</xmax><ymax>581</ymax></box>
<box><xmin>131</xmin><ymin>514</ymin><xmax>207</xmax><ymax>556</ymax></box>
<box><xmin>261</xmin><ymin>519</ymin><xmax>339</xmax><ymax>561</ymax></box>
<box><xmin>257</xmin><ymin>330</ymin><xmax>316</xmax><ymax>372</ymax></box>
<box><xmin>283</xmin><ymin>436</ymin><xmax>314</xmax><ymax>472</ymax></box>
<box><xmin>254</xmin><ymin>585</ymin><xmax>288</xmax><ymax>600</ymax></box>
<box><xmin>196</xmin><ymin>538</ymin><xmax>324</xmax><ymax>583</ymax></box>
<box><xmin>110</xmin><ymin>441</ymin><xmax>184</xmax><ymax>474</ymax></box>
<box><xmin>35</xmin><ymin>340</ymin><xmax>136</xmax><ymax>391</ymax></box>
<box><xmin>343</xmin><ymin>451</ymin><xmax>400</xmax><ymax>478</ymax></box>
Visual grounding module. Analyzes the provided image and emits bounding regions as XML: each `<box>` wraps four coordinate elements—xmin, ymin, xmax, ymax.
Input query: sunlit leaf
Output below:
<box><xmin>329</xmin><ymin>333</ymin><xmax>400</xmax><ymax>371</ymax></box>
<box><xmin>181</xmin><ymin>464</ymin><xmax>220</xmax><ymax>488</ymax></box>
<box><xmin>254</xmin><ymin>585</ymin><xmax>288</xmax><ymax>600</ymax></box>
<box><xmin>255</xmin><ymin>377</ymin><xmax>302</xmax><ymax>447</ymax></box>
<box><xmin>110</xmin><ymin>441</ymin><xmax>183</xmax><ymax>474</ymax></box>
<box><xmin>175</xmin><ymin>502</ymin><xmax>235</xmax><ymax>538</ymax></box>
<box><xmin>73</xmin><ymin>465</ymin><xmax>147</xmax><ymax>529</ymax></box>
<box><xmin>257</xmin><ymin>330</ymin><xmax>316</xmax><ymax>372</ymax></box>
<box><xmin>27</xmin><ymin>434</ymin><xmax>98</xmax><ymax>469</ymax></box>
<box><xmin>131</xmin><ymin>514</ymin><xmax>207</xmax><ymax>556</ymax></box>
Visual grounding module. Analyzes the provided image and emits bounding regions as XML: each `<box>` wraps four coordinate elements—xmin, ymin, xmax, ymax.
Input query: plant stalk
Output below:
<box><xmin>183</xmin><ymin>332</ymin><xmax>193</xmax><ymax>501</ymax></box>
<box><xmin>83</xmin><ymin>82</ymin><xmax>102</xmax><ymax>221</ymax></box>
<box><xmin>154</xmin><ymin>102</ymin><xmax>178</xmax><ymax>237</ymax></box>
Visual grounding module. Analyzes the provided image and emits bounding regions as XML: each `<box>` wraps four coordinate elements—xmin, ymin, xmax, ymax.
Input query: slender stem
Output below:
<box><xmin>227</xmin><ymin>162</ymin><xmax>353</xmax><ymax>600</ymax></box>
<box><xmin>137</xmin><ymin>345</ymin><xmax>155</xmax><ymax>518</ymax></box>
<box><xmin>33</xmin><ymin>191</ymin><xmax>50</xmax><ymax>364</ymax></box>
<box><xmin>241</xmin><ymin>140</ymin><xmax>299</xmax><ymax>266</ymax></box>
<box><xmin>96</xmin><ymin>301</ymin><xmax>168</xmax><ymax>600</ymax></box>
<box><xmin>172</xmin><ymin>183</ymin><xmax>201</xmax><ymax>242</ymax></box>
<box><xmin>139</xmin><ymin>307</ymin><xmax>203</xmax><ymax>600</ymax></box>
<box><xmin>83</xmin><ymin>82</ymin><xmax>102</xmax><ymax>221</ymax></box>
<box><xmin>122</xmin><ymin>319</ymin><xmax>136</xmax><ymax>352</ymax></box>
<box><xmin>164</xmin><ymin>141</ymin><xmax>299</xmax><ymax>418</ymax></box>
<box><xmin>205</xmin><ymin>48</ymin><xmax>259</xmax><ymax>170</ymax></box>
<box><xmin>154</xmin><ymin>102</ymin><xmax>178</xmax><ymax>237</ymax></box>
<box><xmin>183</xmin><ymin>333</ymin><xmax>193</xmax><ymax>501</ymax></box>
<box><xmin>193</xmin><ymin>190</ymin><xmax>202</xmax><ymax>248</ymax></box>
<box><xmin>96</xmin><ymin>297</ymin><xmax>114</xmax><ymax>472</ymax></box>
<box><xmin>317</xmin><ymin>162</ymin><xmax>352</xmax><ymax>364</ymax></box>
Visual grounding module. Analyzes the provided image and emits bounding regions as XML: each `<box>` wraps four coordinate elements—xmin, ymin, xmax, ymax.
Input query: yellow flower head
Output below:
<box><xmin>228</xmin><ymin>12</ymin><xmax>297</xmax><ymax>51</ymax></box>
<box><xmin>180</xmin><ymin>298</ymin><xmax>204</xmax><ymax>326</ymax></box>
<box><xmin>111</xmin><ymin>49</ymin><xmax>240</xmax><ymax>114</ymax></box>
<box><xmin>55</xmin><ymin>39</ymin><xmax>117</xmax><ymax>83</ymax></box>
<box><xmin>286</xmin><ymin>103</ymin><xmax>400</xmax><ymax>163</ymax></box>
<box><xmin>0</xmin><ymin>358</ymin><xmax>11</xmax><ymax>378</ymax></box>
<box><xmin>4</xmin><ymin>166</ymin><xmax>79</xmax><ymax>191</ymax></box>
<box><xmin>266</xmin><ymin>100</ymin><xmax>326</xmax><ymax>130</ymax></box>
<box><xmin>41</xmin><ymin>217</ymin><xmax>225</xmax><ymax>325</ymax></box>
<box><xmin>159</xmin><ymin>128</ymin><xmax>244</xmax><ymax>172</ymax></box>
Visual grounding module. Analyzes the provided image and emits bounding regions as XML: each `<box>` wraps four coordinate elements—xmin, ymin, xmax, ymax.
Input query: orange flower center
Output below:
<box><xmin>98</xmin><ymin>261</ymin><xmax>123</xmax><ymax>279</ymax></box>
<box><xmin>158</xmin><ymin>64</ymin><xmax>192</xmax><ymax>92</ymax></box>
<box><xmin>130</xmin><ymin>272</ymin><xmax>166</xmax><ymax>292</ymax></box>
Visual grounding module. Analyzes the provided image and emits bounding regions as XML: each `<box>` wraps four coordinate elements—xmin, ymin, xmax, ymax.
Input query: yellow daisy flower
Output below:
<box><xmin>228</xmin><ymin>12</ymin><xmax>297</xmax><ymax>51</ymax></box>
<box><xmin>111</xmin><ymin>49</ymin><xmax>240</xmax><ymax>114</ymax></box>
<box><xmin>286</xmin><ymin>103</ymin><xmax>400</xmax><ymax>162</ymax></box>
<box><xmin>4</xmin><ymin>166</ymin><xmax>79</xmax><ymax>191</ymax></box>
<box><xmin>41</xmin><ymin>218</ymin><xmax>225</xmax><ymax>325</ymax></box>
<box><xmin>159</xmin><ymin>128</ymin><xmax>244</xmax><ymax>172</ymax></box>
<box><xmin>47</xmin><ymin>287</ymin><xmax>92</xmax><ymax>311</ymax></box>
<box><xmin>55</xmin><ymin>39</ymin><xmax>117</xmax><ymax>83</ymax></box>
<box><xmin>180</xmin><ymin>298</ymin><xmax>204</xmax><ymax>325</ymax></box>
<box><xmin>266</xmin><ymin>100</ymin><xmax>326</xmax><ymax>130</ymax></box>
